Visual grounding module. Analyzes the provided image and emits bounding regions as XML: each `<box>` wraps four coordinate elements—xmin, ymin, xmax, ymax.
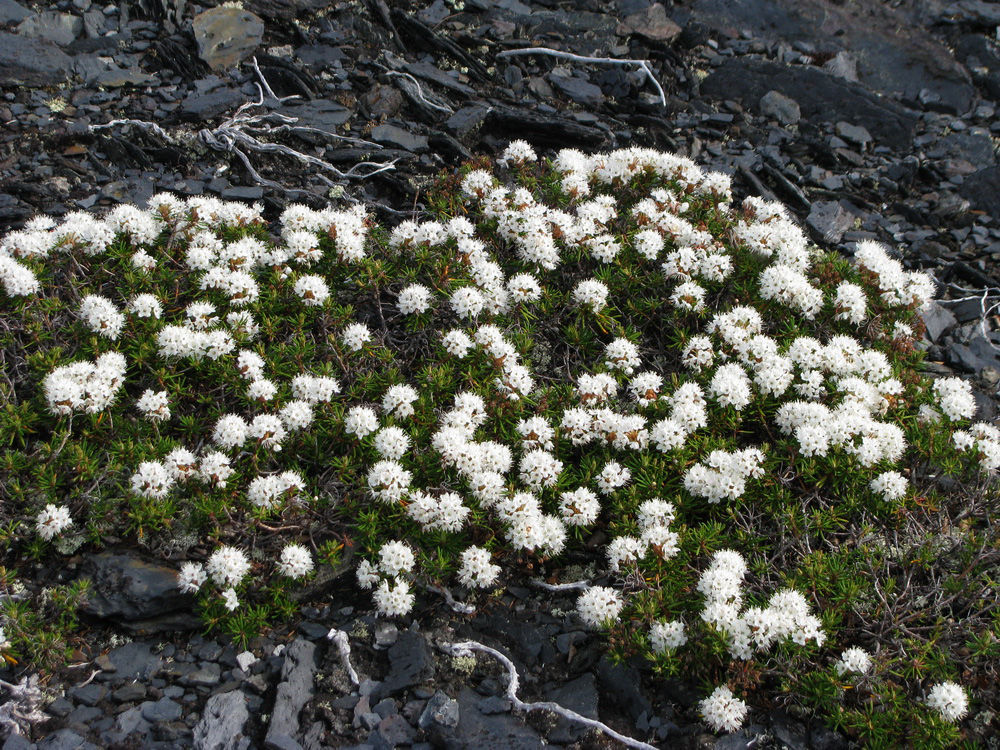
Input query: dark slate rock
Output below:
<box><xmin>616</xmin><ymin>3</ymin><xmax>682</xmax><ymax>42</ymax></box>
<box><xmin>0</xmin><ymin>0</ymin><xmax>30</xmax><ymax>24</ymax></box>
<box><xmin>68</xmin><ymin>683</ymin><xmax>108</xmax><ymax>706</ymax></box>
<box><xmin>192</xmin><ymin>690</ymin><xmax>251</xmax><ymax>750</ymax></box>
<box><xmin>550</xmin><ymin>75</ymin><xmax>605</xmax><ymax>108</ymax></box>
<box><xmin>371</xmin><ymin>124</ymin><xmax>430</xmax><ymax>153</ymax></box>
<box><xmin>0</xmin><ymin>31</ymin><xmax>73</xmax><ymax>86</ymax></box>
<box><xmin>521</xmin><ymin>11</ymin><xmax>618</xmax><ymax>54</ymax></box>
<box><xmin>809</xmin><ymin>723</ymin><xmax>849</xmax><ymax>750</ymax></box>
<box><xmin>405</xmin><ymin>61</ymin><xmax>477</xmax><ymax>98</ymax></box>
<box><xmin>16</xmin><ymin>11</ymin><xmax>82</xmax><ymax>47</ymax></box>
<box><xmin>180</xmin><ymin>661</ymin><xmax>222</xmax><ymax>687</ymax></box>
<box><xmin>834</xmin><ymin>121</ymin><xmax>872</xmax><ymax>148</ymax></box>
<box><xmin>103</xmin><ymin>641</ymin><xmax>163</xmax><ymax>681</ymax></box>
<box><xmin>221</xmin><ymin>186</ymin><xmax>265</xmax><ymax>201</ymax></box>
<box><xmin>106</xmin><ymin>705</ymin><xmax>151</xmax><ymax>744</ymax></box>
<box><xmin>759</xmin><ymin>90</ymin><xmax>800</xmax><ymax>125</ymax></box>
<box><xmin>3</xmin><ymin>734</ymin><xmax>34</xmax><ymax>750</ymax></box>
<box><xmin>922</xmin><ymin>302</ymin><xmax>958</xmax><ymax>342</ymax></box>
<box><xmin>448</xmin><ymin>687</ymin><xmax>544</xmax><ymax>750</ymax></box>
<box><xmin>546</xmin><ymin>673</ymin><xmax>599</xmax><ymax>743</ymax></box>
<box><xmin>180</xmin><ymin>88</ymin><xmax>244</xmax><ymax>120</ymax></box>
<box><xmin>686</xmin><ymin>0</ymin><xmax>974</xmax><ymax>114</ymax></box>
<box><xmin>275</xmin><ymin>99</ymin><xmax>351</xmax><ymax>132</ymax></box>
<box><xmin>419</xmin><ymin>691</ymin><xmax>460</xmax><ymax>745</ymax></box>
<box><xmin>476</xmin><ymin>696</ymin><xmax>511</xmax><ymax>715</ymax></box>
<box><xmin>47</xmin><ymin>697</ymin><xmax>74</xmax><ymax>718</ymax></box>
<box><xmin>37</xmin><ymin>730</ymin><xmax>100</xmax><ymax>750</ymax></box>
<box><xmin>266</xmin><ymin>639</ymin><xmax>316</xmax><ymax>748</ymax></box>
<box><xmin>807</xmin><ymin>201</ymin><xmax>855</xmax><ymax>244</ymax></box>
<box><xmin>370</xmin><ymin>714</ymin><xmax>416</xmax><ymax>750</ymax></box>
<box><xmin>82</xmin><ymin>552</ymin><xmax>201</xmax><ymax>632</ymax></box>
<box><xmin>445</xmin><ymin>105</ymin><xmax>491</xmax><ymax>142</ymax></box>
<box><xmin>959</xmin><ymin>166</ymin><xmax>1000</xmax><ymax>219</ymax></box>
<box><xmin>770</xmin><ymin>709</ymin><xmax>809</xmax><ymax>750</ymax></box>
<box><xmin>376</xmin><ymin>629</ymin><xmax>434</xmax><ymax>700</ymax></box>
<box><xmin>93</xmin><ymin>67</ymin><xmax>159</xmax><ymax>88</ymax></box>
<box><xmin>486</xmin><ymin>104</ymin><xmax>607</xmax><ymax>148</ymax></box>
<box><xmin>947</xmin><ymin>336</ymin><xmax>1000</xmax><ymax>374</ymax></box>
<box><xmin>66</xmin><ymin>704</ymin><xmax>103</xmax><ymax>725</ymax></box>
<box><xmin>701</xmin><ymin>58</ymin><xmax>919</xmax><ymax>150</ymax></box>
<box><xmin>141</xmin><ymin>697</ymin><xmax>183</xmax><ymax>723</ymax></box>
<box><xmin>113</xmin><ymin>682</ymin><xmax>147</xmax><ymax>702</ymax></box>
<box><xmin>263</xmin><ymin>734</ymin><xmax>301</xmax><ymax>750</ymax></box>
<box><xmin>293</xmin><ymin>43</ymin><xmax>346</xmax><ymax>69</ymax></box>
<box><xmin>595</xmin><ymin>655</ymin><xmax>652</xmax><ymax>723</ymax></box>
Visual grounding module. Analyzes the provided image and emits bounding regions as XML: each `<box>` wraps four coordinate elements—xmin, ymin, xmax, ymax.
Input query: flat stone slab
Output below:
<box><xmin>193</xmin><ymin>6</ymin><xmax>265</xmax><ymax>71</ymax></box>
<box><xmin>0</xmin><ymin>30</ymin><xmax>73</xmax><ymax>86</ymax></box>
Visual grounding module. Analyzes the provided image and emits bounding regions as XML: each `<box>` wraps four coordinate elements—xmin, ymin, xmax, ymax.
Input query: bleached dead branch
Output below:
<box><xmin>496</xmin><ymin>47</ymin><xmax>667</xmax><ymax>107</ymax></box>
<box><xmin>326</xmin><ymin>628</ymin><xmax>361</xmax><ymax>687</ymax></box>
<box><xmin>0</xmin><ymin>676</ymin><xmax>48</xmax><ymax>738</ymax></box>
<box><xmin>439</xmin><ymin>640</ymin><xmax>657</xmax><ymax>750</ymax></box>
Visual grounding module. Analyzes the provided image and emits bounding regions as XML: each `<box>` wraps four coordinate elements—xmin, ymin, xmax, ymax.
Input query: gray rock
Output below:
<box><xmin>595</xmin><ymin>655</ymin><xmax>651</xmax><ymax>722</ymax></box>
<box><xmin>770</xmin><ymin>710</ymin><xmax>808</xmax><ymax>750</ymax></box>
<box><xmin>106</xmin><ymin>705</ymin><xmax>151</xmax><ymax>743</ymax></box>
<box><xmin>103</xmin><ymin>641</ymin><xmax>163</xmax><ymax>681</ymax></box>
<box><xmin>702</xmin><ymin>58</ymin><xmax>919</xmax><ymax>150</ymax></box>
<box><xmin>550</xmin><ymin>75</ymin><xmax>605</xmax><ymax>108</ymax></box>
<box><xmin>371</xmin><ymin>124</ymin><xmax>429</xmax><ymax>153</ymax></box>
<box><xmin>616</xmin><ymin>3</ymin><xmax>682</xmax><ymax>42</ymax></box>
<box><xmin>370</xmin><ymin>714</ymin><xmax>416</xmax><ymax>750</ymax></box>
<box><xmin>141</xmin><ymin>697</ymin><xmax>183</xmax><ymax>723</ymax></box>
<box><xmin>419</xmin><ymin>691</ymin><xmax>460</xmax><ymax>745</ymax></box>
<box><xmin>93</xmin><ymin>67</ymin><xmax>159</xmax><ymax>87</ymax></box>
<box><xmin>823</xmin><ymin>51</ymin><xmax>859</xmax><ymax>82</ymax></box>
<box><xmin>192</xmin><ymin>6</ymin><xmax>264</xmax><ymax>71</ymax></box>
<box><xmin>759</xmin><ymin>90</ymin><xmax>800</xmax><ymax>125</ymax></box>
<box><xmin>445</xmin><ymin>105</ymin><xmax>491</xmax><ymax>142</ymax></box>
<box><xmin>36</xmin><ymin>730</ymin><xmax>100</xmax><ymax>750</ymax></box>
<box><xmin>266</xmin><ymin>639</ymin><xmax>316</xmax><ymax>748</ymax></box>
<box><xmin>835</xmin><ymin>121</ymin><xmax>873</xmax><ymax>148</ymax></box>
<box><xmin>807</xmin><ymin>201</ymin><xmax>855</xmax><ymax>244</ymax></box>
<box><xmin>68</xmin><ymin>683</ymin><xmax>107</xmax><ymax>707</ymax></box>
<box><xmin>181</xmin><ymin>662</ymin><xmax>222</xmax><ymax>687</ymax></box>
<box><xmin>264</xmin><ymin>734</ymin><xmax>302</xmax><ymax>750</ymax></box>
<box><xmin>448</xmin><ymin>687</ymin><xmax>544</xmax><ymax>750</ymax></box>
<box><xmin>921</xmin><ymin>302</ymin><xmax>958</xmax><ymax>343</ymax></box>
<box><xmin>193</xmin><ymin>691</ymin><xmax>251</xmax><ymax>750</ymax></box>
<box><xmin>959</xmin><ymin>166</ymin><xmax>1000</xmax><ymax>220</ymax></box>
<box><xmin>16</xmin><ymin>11</ymin><xmax>81</xmax><ymax>46</ymax></box>
<box><xmin>3</xmin><ymin>733</ymin><xmax>34</xmax><ymax>750</ymax></box>
<box><xmin>376</xmin><ymin>629</ymin><xmax>434</xmax><ymax>699</ymax></box>
<box><xmin>112</xmin><ymin>682</ymin><xmax>147</xmax><ymax>703</ymax></box>
<box><xmin>374</xmin><ymin>622</ymin><xmax>398</xmax><ymax>650</ymax></box>
<box><xmin>477</xmin><ymin>696</ymin><xmax>511</xmax><ymax>715</ymax></box>
<box><xmin>83</xmin><ymin>552</ymin><xmax>201</xmax><ymax>632</ymax></box>
<box><xmin>546</xmin><ymin>674</ymin><xmax>599</xmax><ymax>743</ymax></box>
<box><xmin>0</xmin><ymin>31</ymin><xmax>73</xmax><ymax>86</ymax></box>
<box><xmin>0</xmin><ymin>0</ymin><xmax>30</xmax><ymax>24</ymax></box>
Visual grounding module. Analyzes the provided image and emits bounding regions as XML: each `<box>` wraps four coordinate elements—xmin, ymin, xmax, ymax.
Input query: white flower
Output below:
<box><xmin>177</xmin><ymin>562</ymin><xmax>207</xmax><ymax>594</ymax></box>
<box><xmin>247</xmin><ymin>378</ymin><xmax>277</xmax><ymax>403</ymax></box>
<box><xmin>36</xmin><ymin>504</ymin><xmax>72</xmax><ymax>540</ymax></box>
<box><xmin>130</xmin><ymin>461</ymin><xmax>174</xmax><ymax>498</ymax></box>
<box><xmin>869</xmin><ymin>471</ymin><xmax>908</xmax><ymax>501</ymax></box>
<box><xmin>516</xmin><ymin>416</ymin><xmax>554</xmax><ymax>451</ymax></box>
<box><xmin>507</xmin><ymin>274</ymin><xmax>542</xmax><ymax>303</ymax></box>
<box><xmin>374</xmin><ymin>578</ymin><xmax>415</xmax><ymax>617</ymax></box>
<box><xmin>373</xmin><ymin>426</ymin><xmax>410</xmax><ymax>460</ymax></box>
<box><xmin>129</xmin><ymin>293</ymin><xmax>162</xmax><ymax>319</ymax></box>
<box><xmin>79</xmin><ymin>295</ymin><xmax>125</xmax><ymax>339</ymax></box>
<box><xmin>356</xmin><ymin>559</ymin><xmax>380</xmax><ymax>590</ymax></box>
<box><xmin>458</xmin><ymin>546</ymin><xmax>501</xmax><ymax>588</ymax></box>
<box><xmin>572</xmin><ymin>279</ymin><xmax>609</xmax><ymax>311</ymax></box>
<box><xmin>596</xmin><ymin>461</ymin><xmax>631</xmax><ymax>495</ymax></box>
<box><xmin>342</xmin><ymin>323</ymin><xmax>372</xmax><ymax>351</ymax></box>
<box><xmin>518</xmin><ymin>449</ymin><xmax>563</xmax><ymax>491</ymax></box>
<box><xmin>835</xmin><ymin>647</ymin><xmax>873</xmax><ymax>676</ymax></box>
<box><xmin>136</xmin><ymin>389</ymin><xmax>170</xmax><ymax>422</ymax></box>
<box><xmin>699</xmin><ymin>686</ymin><xmax>747</xmax><ymax>733</ymax></box>
<box><xmin>222</xmin><ymin>587</ymin><xmax>240</xmax><ymax>612</ymax></box>
<box><xmin>164</xmin><ymin>447</ymin><xmax>199</xmax><ymax>482</ymax></box>
<box><xmin>933</xmin><ymin>377</ymin><xmax>976</xmax><ymax>422</ymax></box>
<box><xmin>500</xmin><ymin>139</ymin><xmax>537</xmax><ymax>165</ymax></box>
<box><xmin>248</xmin><ymin>414</ymin><xmax>286</xmax><ymax>450</ymax></box>
<box><xmin>671</xmin><ymin>281</ymin><xmax>706</xmax><ymax>312</ymax></box>
<box><xmin>442</xmin><ymin>329</ymin><xmax>475</xmax><ymax>357</ymax></box>
<box><xmin>367</xmin><ymin>460</ymin><xmax>412</xmax><ymax>503</ymax></box>
<box><xmin>280</xmin><ymin>400</ymin><xmax>315</xmax><ymax>431</ymax></box>
<box><xmin>206</xmin><ymin>546</ymin><xmax>251</xmax><ymax>587</ymax></box>
<box><xmin>294</xmin><ymin>274</ymin><xmax>330</xmax><ymax>306</ymax></box>
<box><xmin>559</xmin><ymin>487</ymin><xmax>601</xmax><ymax>526</ymax></box>
<box><xmin>383</xmin><ymin>384</ymin><xmax>419</xmax><ymax>419</ymax></box>
<box><xmin>926</xmin><ymin>681</ymin><xmax>968</xmax><ymax>722</ymax></box>
<box><xmin>451</xmin><ymin>287</ymin><xmax>486</xmax><ymax>319</ymax></box>
<box><xmin>199</xmin><ymin>451</ymin><xmax>233</xmax><ymax>488</ymax></box>
<box><xmin>278</xmin><ymin>544</ymin><xmax>314</xmax><ymax>579</ymax></box>
<box><xmin>629</xmin><ymin>371</ymin><xmax>663</xmax><ymax>407</ymax></box>
<box><xmin>604</xmin><ymin>338</ymin><xmax>640</xmax><ymax>374</ymax></box>
<box><xmin>834</xmin><ymin>281</ymin><xmax>867</xmax><ymax>325</ymax></box>
<box><xmin>709</xmin><ymin>363</ymin><xmax>752</xmax><ymax>410</ymax></box>
<box><xmin>397</xmin><ymin>284</ymin><xmax>433</xmax><ymax>315</ymax></box>
<box><xmin>576</xmin><ymin>586</ymin><xmax>625</xmax><ymax>628</ymax></box>
<box><xmin>650</xmin><ymin>620</ymin><xmax>687</xmax><ymax>653</ymax></box>
<box><xmin>292</xmin><ymin>374</ymin><xmax>340</xmax><ymax>403</ymax></box>
<box><xmin>345</xmin><ymin>406</ymin><xmax>379</xmax><ymax>438</ymax></box>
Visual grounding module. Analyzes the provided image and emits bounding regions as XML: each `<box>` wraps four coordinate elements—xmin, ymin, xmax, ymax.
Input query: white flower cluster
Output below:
<box><xmin>177</xmin><ymin>545</ymin><xmax>253</xmax><ymax>611</ymax></box>
<box><xmin>933</xmin><ymin>377</ymin><xmax>976</xmax><ymax>422</ymax></box>
<box><xmin>36</xmin><ymin>504</ymin><xmax>73</xmax><ymax>540</ymax></box>
<box><xmin>136</xmin><ymin>389</ymin><xmax>170</xmax><ymax>422</ymax></box>
<box><xmin>576</xmin><ymin>585</ymin><xmax>625</xmax><ymax>628</ymax></box>
<box><xmin>925</xmin><ymin>681</ymin><xmax>969</xmax><ymax>722</ymax></box>
<box><xmin>854</xmin><ymin>240</ymin><xmax>935</xmax><ymax>308</ymax></box>
<box><xmin>699</xmin><ymin>685</ymin><xmax>748</xmax><ymax>733</ymax></box>
<box><xmin>952</xmin><ymin>422</ymin><xmax>1000</xmax><ymax>471</ymax></box>
<box><xmin>277</xmin><ymin>543</ymin><xmax>314</xmax><ymax>579</ymax></box>
<box><xmin>397</xmin><ymin>284</ymin><xmax>433</xmax><ymax>315</ymax></box>
<box><xmin>697</xmin><ymin>550</ymin><xmax>825</xmax><ymax>660</ymax></box>
<box><xmin>684</xmin><ymin>448</ymin><xmax>764</xmax><ymax>503</ymax></box>
<box><xmin>407</xmin><ymin>490</ymin><xmax>469</xmax><ymax>532</ymax></box>
<box><xmin>79</xmin><ymin>295</ymin><xmax>125</xmax><ymax>339</ymax></box>
<box><xmin>834</xmin><ymin>646</ymin><xmax>873</xmax><ymax>676</ymax></box>
<box><xmin>43</xmin><ymin>351</ymin><xmax>127</xmax><ymax>416</ymax></box>
<box><xmin>247</xmin><ymin>471</ymin><xmax>306</xmax><ymax>510</ymax></box>
<box><xmin>279</xmin><ymin>204</ymin><xmax>369</xmax><ymax>262</ymax></box>
<box><xmin>458</xmin><ymin>546</ymin><xmax>501</xmax><ymax>588</ymax></box>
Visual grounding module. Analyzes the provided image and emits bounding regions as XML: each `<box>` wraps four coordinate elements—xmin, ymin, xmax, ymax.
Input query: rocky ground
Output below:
<box><xmin>2</xmin><ymin>0</ymin><xmax>1000</xmax><ymax>748</ymax></box>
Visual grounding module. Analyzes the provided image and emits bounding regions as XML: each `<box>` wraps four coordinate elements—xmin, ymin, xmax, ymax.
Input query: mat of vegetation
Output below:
<box><xmin>1</xmin><ymin>144</ymin><xmax>998</xmax><ymax>748</ymax></box>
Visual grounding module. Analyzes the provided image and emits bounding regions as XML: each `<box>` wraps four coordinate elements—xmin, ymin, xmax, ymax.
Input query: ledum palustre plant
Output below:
<box><xmin>1</xmin><ymin>142</ymin><xmax>998</xmax><ymax>747</ymax></box>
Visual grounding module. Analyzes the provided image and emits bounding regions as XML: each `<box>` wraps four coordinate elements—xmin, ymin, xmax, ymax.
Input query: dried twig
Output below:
<box><xmin>384</xmin><ymin>71</ymin><xmax>455</xmax><ymax>114</ymax></box>
<box><xmin>439</xmin><ymin>640</ymin><xmax>657</xmax><ymax>750</ymax></box>
<box><xmin>496</xmin><ymin>47</ymin><xmax>667</xmax><ymax>107</ymax></box>
<box><xmin>326</xmin><ymin>628</ymin><xmax>361</xmax><ymax>687</ymax></box>
<box><xmin>0</xmin><ymin>676</ymin><xmax>48</xmax><ymax>738</ymax></box>
<box><xmin>426</xmin><ymin>582</ymin><xmax>476</xmax><ymax>614</ymax></box>
<box><xmin>529</xmin><ymin>578</ymin><xmax>591</xmax><ymax>592</ymax></box>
